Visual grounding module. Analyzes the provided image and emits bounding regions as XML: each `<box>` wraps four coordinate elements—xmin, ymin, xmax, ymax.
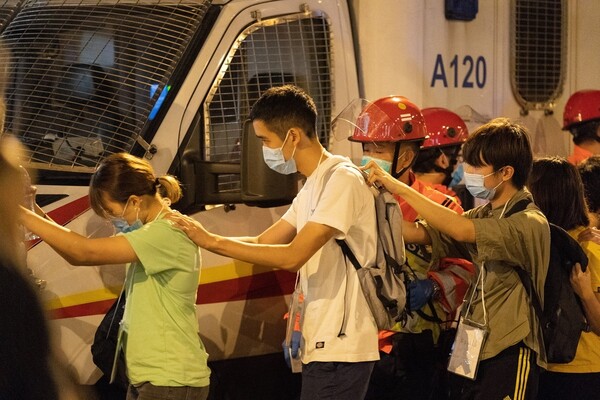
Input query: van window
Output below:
<box><xmin>510</xmin><ymin>0</ymin><xmax>566</xmax><ymax>112</ymax></box>
<box><xmin>1</xmin><ymin>0</ymin><xmax>212</xmax><ymax>174</ymax></box>
<box><xmin>181</xmin><ymin>14</ymin><xmax>332</xmax><ymax>198</ymax></box>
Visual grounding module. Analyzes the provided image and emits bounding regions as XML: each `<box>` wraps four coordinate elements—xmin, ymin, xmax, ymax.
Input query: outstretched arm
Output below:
<box><xmin>20</xmin><ymin>206</ymin><xmax>137</xmax><ymax>266</ymax></box>
<box><xmin>170</xmin><ymin>214</ymin><xmax>337</xmax><ymax>272</ymax></box>
<box><xmin>361</xmin><ymin>161</ymin><xmax>475</xmax><ymax>243</ymax></box>
<box><xmin>401</xmin><ymin>220</ymin><xmax>432</xmax><ymax>245</ymax></box>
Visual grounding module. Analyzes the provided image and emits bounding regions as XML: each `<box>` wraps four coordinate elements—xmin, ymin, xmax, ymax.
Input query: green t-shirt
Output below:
<box><xmin>122</xmin><ymin>218</ymin><xmax>210</xmax><ymax>387</ymax></box>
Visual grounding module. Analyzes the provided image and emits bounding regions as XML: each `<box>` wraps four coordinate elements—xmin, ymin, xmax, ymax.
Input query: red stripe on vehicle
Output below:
<box><xmin>49</xmin><ymin>298</ymin><xmax>115</xmax><ymax>319</ymax></box>
<box><xmin>48</xmin><ymin>270</ymin><xmax>296</xmax><ymax>319</ymax></box>
<box><xmin>196</xmin><ymin>269</ymin><xmax>296</xmax><ymax>304</ymax></box>
<box><xmin>27</xmin><ymin>196</ymin><xmax>91</xmax><ymax>249</ymax></box>
<box><xmin>47</xmin><ymin>195</ymin><xmax>91</xmax><ymax>226</ymax></box>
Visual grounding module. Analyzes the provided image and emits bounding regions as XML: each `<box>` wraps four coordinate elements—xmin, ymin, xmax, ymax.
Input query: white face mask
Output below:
<box><xmin>463</xmin><ymin>169</ymin><xmax>505</xmax><ymax>200</ymax></box>
<box><xmin>262</xmin><ymin>131</ymin><xmax>297</xmax><ymax>175</ymax></box>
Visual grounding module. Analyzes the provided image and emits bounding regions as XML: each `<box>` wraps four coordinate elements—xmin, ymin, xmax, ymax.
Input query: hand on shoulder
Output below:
<box><xmin>165</xmin><ymin>212</ymin><xmax>211</xmax><ymax>248</ymax></box>
<box><xmin>578</xmin><ymin>227</ymin><xmax>600</xmax><ymax>246</ymax></box>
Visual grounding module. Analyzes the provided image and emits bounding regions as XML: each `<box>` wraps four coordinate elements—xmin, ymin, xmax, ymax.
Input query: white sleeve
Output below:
<box><xmin>310</xmin><ymin>167</ymin><xmax>368</xmax><ymax>237</ymax></box>
<box><xmin>281</xmin><ymin>195</ymin><xmax>299</xmax><ymax>229</ymax></box>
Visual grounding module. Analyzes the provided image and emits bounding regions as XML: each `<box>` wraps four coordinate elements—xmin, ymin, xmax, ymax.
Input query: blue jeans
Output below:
<box><xmin>301</xmin><ymin>361</ymin><xmax>376</xmax><ymax>400</ymax></box>
<box><xmin>126</xmin><ymin>382</ymin><xmax>209</xmax><ymax>400</ymax></box>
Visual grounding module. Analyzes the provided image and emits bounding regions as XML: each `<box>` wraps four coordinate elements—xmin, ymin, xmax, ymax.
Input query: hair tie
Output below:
<box><xmin>154</xmin><ymin>177</ymin><xmax>161</xmax><ymax>188</ymax></box>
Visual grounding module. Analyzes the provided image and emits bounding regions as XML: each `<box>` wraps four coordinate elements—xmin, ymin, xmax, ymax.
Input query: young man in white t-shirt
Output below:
<box><xmin>171</xmin><ymin>85</ymin><xmax>379</xmax><ymax>400</ymax></box>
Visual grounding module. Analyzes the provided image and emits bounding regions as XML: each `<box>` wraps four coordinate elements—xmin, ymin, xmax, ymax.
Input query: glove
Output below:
<box><xmin>407</xmin><ymin>279</ymin><xmax>434</xmax><ymax>311</ymax></box>
<box><xmin>282</xmin><ymin>330</ymin><xmax>301</xmax><ymax>368</ymax></box>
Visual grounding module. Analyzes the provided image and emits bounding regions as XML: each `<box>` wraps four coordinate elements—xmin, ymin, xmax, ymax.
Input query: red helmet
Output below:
<box><xmin>348</xmin><ymin>96</ymin><xmax>427</xmax><ymax>143</ymax></box>
<box><xmin>563</xmin><ymin>90</ymin><xmax>600</xmax><ymax>130</ymax></box>
<box><xmin>421</xmin><ymin>107</ymin><xmax>468</xmax><ymax>149</ymax></box>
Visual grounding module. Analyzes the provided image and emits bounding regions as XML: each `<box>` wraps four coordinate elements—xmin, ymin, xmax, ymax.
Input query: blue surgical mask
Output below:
<box><xmin>112</xmin><ymin>218</ymin><xmax>143</xmax><ymax>234</ymax></box>
<box><xmin>360</xmin><ymin>155</ymin><xmax>392</xmax><ymax>174</ymax></box>
<box><xmin>262</xmin><ymin>132</ymin><xmax>297</xmax><ymax>175</ymax></box>
<box><xmin>111</xmin><ymin>199</ymin><xmax>143</xmax><ymax>234</ymax></box>
<box><xmin>463</xmin><ymin>169</ymin><xmax>504</xmax><ymax>200</ymax></box>
<box><xmin>449</xmin><ymin>163</ymin><xmax>464</xmax><ymax>188</ymax></box>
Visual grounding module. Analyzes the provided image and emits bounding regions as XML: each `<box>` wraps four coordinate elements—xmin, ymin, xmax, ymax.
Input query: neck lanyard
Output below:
<box><xmin>463</xmin><ymin>261</ymin><xmax>488</xmax><ymax>328</ymax></box>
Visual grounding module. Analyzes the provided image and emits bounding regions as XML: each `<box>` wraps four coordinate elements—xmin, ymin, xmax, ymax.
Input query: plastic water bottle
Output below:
<box><xmin>20</xmin><ymin>165</ymin><xmax>39</xmax><ymax>241</ymax></box>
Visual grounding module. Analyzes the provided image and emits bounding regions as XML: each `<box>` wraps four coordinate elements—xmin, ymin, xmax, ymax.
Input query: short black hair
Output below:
<box><xmin>529</xmin><ymin>157</ymin><xmax>589</xmax><ymax>231</ymax></box>
<box><xmin>412</xmin><ymin>145</ymin><xmax>461</xmax><ymax>174</ymax></box>
<box><xmin>578</xmin><ymin>155</ymin><xmax>600</xmax><ymax>213</ymax></box>
<box><xmin>248</xmin><ymin>84</ymin><xmax>317</xmax><ymax>139</ymax></box>
<box><xmin>569</xmin><ymin>119</ymin><xmax>600</xmax><ymax>146</ymax></box>
<box><xmin>463</xmin><ymin>118</ymin><xmax>533</xmax><ymax>189</ymax></box>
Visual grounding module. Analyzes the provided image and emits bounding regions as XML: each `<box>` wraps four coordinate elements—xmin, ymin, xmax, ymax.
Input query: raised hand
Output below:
<box><xmin>359</xmin><ymin>159</ymin><xmax>409</xmax><ymax>196</ymax></box>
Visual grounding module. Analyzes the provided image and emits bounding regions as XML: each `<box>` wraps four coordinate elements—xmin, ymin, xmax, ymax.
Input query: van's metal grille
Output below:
<box><xmin>511</xmin><ymin>0</ymin><xmax>566</xmax><ymax>111</ymax></box>
<box><xmin>0</xmin><ymin>0</ymin><xmax>210</xmax><ymax>172</ymax></box>
<box><xmin>0</xmin><ymin>0</ymin><xmax>23</xmax><ymax>32</ymax></box>
<box><xmin>203</xmin><ymin>15</ymin><xmax>332</xmax><ymax>192</ymax></box>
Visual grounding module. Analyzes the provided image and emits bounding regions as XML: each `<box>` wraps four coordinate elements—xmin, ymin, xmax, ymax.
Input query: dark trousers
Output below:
<box><xmin>300</xmin><ymin>361</ymin><xmax>375</xmax><ymax>400</ymax></box>
<box><xmin>449</xmin><ymin>342</ymin><xmax>540</xmax><ymax>400</ymax></box>
<box><xmin>364</xmin><ymin>330</ymin><xmax>445</xmax><ymax>400</ymax></box>
<box><xmin>537</xmin><ymin>370</ymin><xmax>600</xmax><ymax>400</ymax></box>
<box><xmin>126</xmin><ymin>382</ymin><xmax>209</xmax><ymax>400</ymax></box>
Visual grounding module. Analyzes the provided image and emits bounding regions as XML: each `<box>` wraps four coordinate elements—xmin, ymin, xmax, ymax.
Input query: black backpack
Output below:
<box><xmin>507</xmin><ymin>199</ymin><xmax>589</xmax><ymax>363</ymax></box>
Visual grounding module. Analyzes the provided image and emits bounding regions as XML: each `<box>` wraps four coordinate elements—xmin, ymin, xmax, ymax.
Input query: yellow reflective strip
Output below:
<box><xmin>45</xmin><ymin>286</ymin><xmax>121</xmax><ymax>310</ymax></box>
<box><xmin>200</xmin><ymin>260</ymin><xmax>277</xmax><ymax>284</ymax></box>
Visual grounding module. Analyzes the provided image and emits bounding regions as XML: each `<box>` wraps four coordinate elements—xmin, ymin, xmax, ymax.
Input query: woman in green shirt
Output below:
<box><xmin>20</xmin><ymin>153</ymin><xmax>211</xmax><ymax>400</ymax></box>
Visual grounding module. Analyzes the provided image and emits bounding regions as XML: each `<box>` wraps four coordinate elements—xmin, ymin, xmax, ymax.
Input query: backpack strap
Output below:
<box><xmin>336</xmin><ymin>239</ymin><xmax>402</xmax><ymax>323</ymax></box>
<box><xmin>514</xmin><ymin>267</ymin><xmax>545</xmax><ymax>328</ymax></box>
<box><xmin>502</xmin><ymin>198</ymin><xmax>531</xmax><ymax>218</ymax></box>
<box><xmin>497</xmin><ymin>198</ymin><xmax>547</xmax><ymax>338</ymax></box>
<box><xmin>318</xmin><ymin>161</ymin><xmax>371</xmax><ymax>336</ymax></box>
<box><xmin>499</xmin><ymin>199</ymin><xmax>544</xmax><ymax>315</ymax></box>
<box><xmin>336</xmin><ymin>238</ymin><xmax>362</xmax><ymax>272</ymax></box>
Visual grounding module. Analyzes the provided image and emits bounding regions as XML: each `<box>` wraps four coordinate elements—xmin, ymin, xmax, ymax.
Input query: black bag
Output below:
<box><xmin>508</xmin><ymin>199</ymin><xmax>590</xmax><ymax>363</ymax></box>
<box><xmin>91</xmin><ymin>292</ymin><xmax>128</xmax><ymax>390</ymax></box>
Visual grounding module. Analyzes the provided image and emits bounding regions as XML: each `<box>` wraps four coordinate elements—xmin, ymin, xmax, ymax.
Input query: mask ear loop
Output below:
<box><xmin>490</xmin><ymin>167</ymin><xmax>509</xmax><ymax>197</ymax></box>
<box><xmin>289</xmin><ymin>143</ymin><xmax>297</xmax><ymax>161</ymax></box>
<box><xmin>278</xmin><ymin>130</ymin><xmax>297</xmax><ymax>163</ymax></box>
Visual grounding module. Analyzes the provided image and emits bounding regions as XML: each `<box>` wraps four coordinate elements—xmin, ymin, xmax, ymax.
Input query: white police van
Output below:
<box><xmin>1</xmin><ymin>0</ymin><xmax>597</xmax><ymax>397</ymax></box>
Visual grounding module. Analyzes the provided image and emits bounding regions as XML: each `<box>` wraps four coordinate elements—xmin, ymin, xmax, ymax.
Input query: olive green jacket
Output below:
<box><xmin>423</xmin><ymin>189</ymin><xmax>550</xmax><ymax>367</ymax></box>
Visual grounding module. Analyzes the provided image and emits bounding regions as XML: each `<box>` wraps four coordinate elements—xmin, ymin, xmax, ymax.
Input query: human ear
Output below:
<box><xmin>436</xmin><ymin>152</ymin><xmax>450</xmax><ymax>169</ymax></box>
<box><xmin>288</xmin><ymin>128</ymin><xmax>302</xmax><ymax>145</ymax></box>
<box><xmin>501</xmin><ymin>166</ymin><xmax>515</xmax><ymax>181</ymax></box>
<box><xmin>403</xmin><ymin>148</ymin><xmax>416</xmax><ymax>166</ymax></box>
<box><xmin>129</xmin><ymin>195</ymin><xmax>143</xmax><ymax>209</ymax></box>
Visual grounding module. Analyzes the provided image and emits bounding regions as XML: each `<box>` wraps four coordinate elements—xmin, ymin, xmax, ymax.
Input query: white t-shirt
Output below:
<box><xmin>282</xmin><ymin>155</ymin><xmax>379</xmax><ymax>363</ymax></box>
